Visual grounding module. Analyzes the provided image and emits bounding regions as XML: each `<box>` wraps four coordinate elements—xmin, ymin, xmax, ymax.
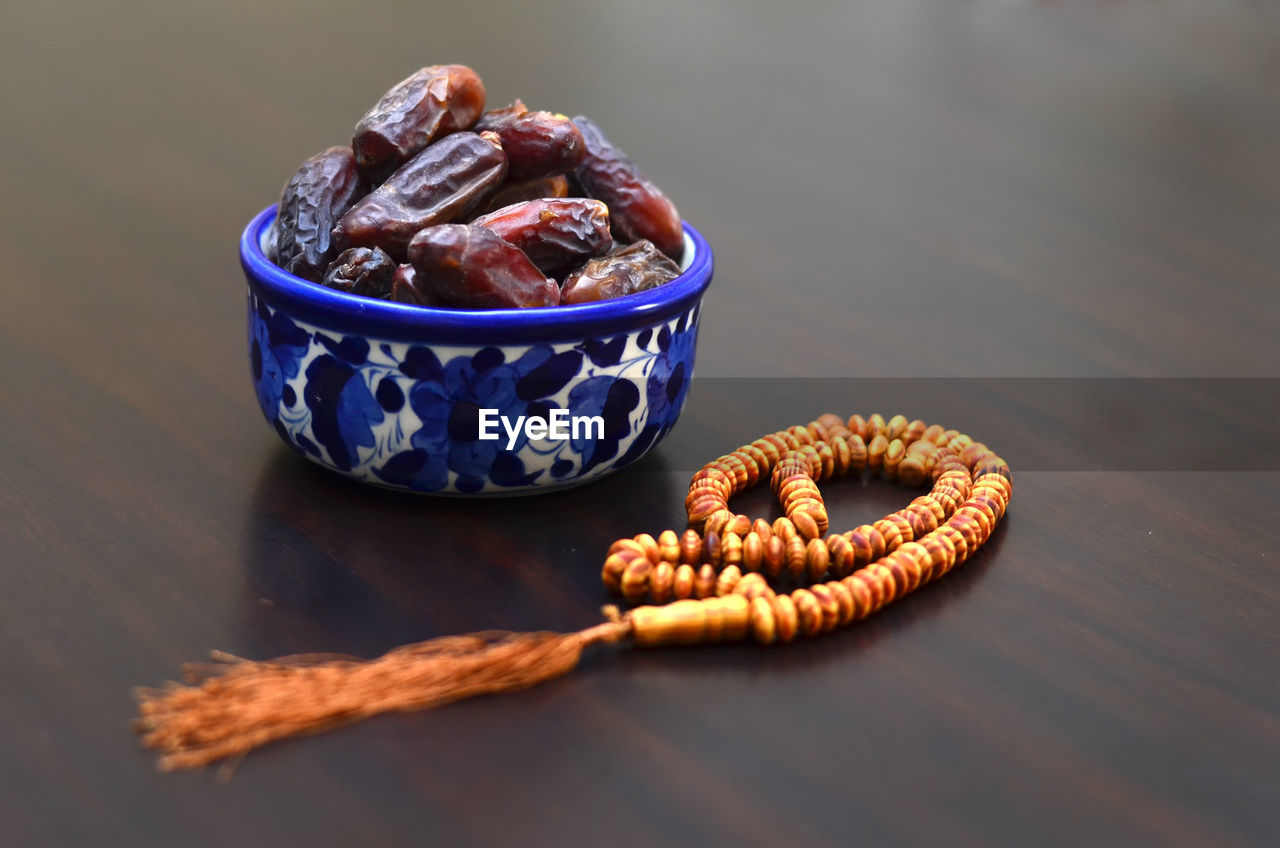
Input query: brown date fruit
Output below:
<box><xmin>321</xmin><ymin>247</ymin><xmax>396</xmax><ymax>298</ymax></box>
<box><xmin>560</xmin><ymin>240</ymin><xmax>681</xmax><ymax>305</ymax></box>
<box><xmin>333</xmin><ymin>132</ymin><xmax>507</xmax><ymax>260</ymax></box>
<box><xmin>472</xmin><ymin>174</ymin><xmax>570</xmax><ymax>217</ymax></box>
<box><xmin>407</xmin><ymin>224</ymin><xmax>559</xmax><ymax>309</ymax></box>
<box><xmin>352</xmin><ymin>65</ymin><xmax>486</xmax><ymax>182</ymax></box>
<box><xmin>274</xmin><ymin>146</ymin><xmax>367</xmax><ymax>282</ymax></box>
<box><xmin>472</xmin><ymin>198</ymin><xmax>612</xmax><ymax>275</ymax></box>
<box><xmin>388</xmin><ymin>263</ymin><xmax>449</xmax><ymax>306</ymax></box>
<box><xmin>474</xmin><ymin>110</ymin><xmax>584</xmax><ymax>178</ymax></box>
<box><xmin>572</xmin><ymin>116</ymin><xmax>684</xmax><ymax>262</ymax></box>
<box><xmin>474</xmin><ymin>99</ymin><xmax>527</xmax><ymax>131</ymax></box>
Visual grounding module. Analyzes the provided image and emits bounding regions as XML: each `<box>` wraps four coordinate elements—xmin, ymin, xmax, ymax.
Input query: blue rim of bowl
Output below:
<box><xmin>240</xmin><ymin>205</ymin><xmax>714</xmax><ymax>344</ymax></box>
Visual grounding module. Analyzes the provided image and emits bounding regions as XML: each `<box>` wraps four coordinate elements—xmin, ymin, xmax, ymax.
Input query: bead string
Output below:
<box><xmin>598</xmin><ymin>413</ymin><xmax>1010</xmax><ymax>648</ymax></box>
<box><xmin>135</xmin><ymin>412</ymin><xmax>1009</xmax><ymax>771</ymax></box>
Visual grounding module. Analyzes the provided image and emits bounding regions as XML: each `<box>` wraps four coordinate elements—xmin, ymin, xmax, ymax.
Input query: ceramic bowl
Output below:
<box><xmin>239</xmin><ymin>206</ymin><xmax>713</xmax><ymax>494</ymax></box>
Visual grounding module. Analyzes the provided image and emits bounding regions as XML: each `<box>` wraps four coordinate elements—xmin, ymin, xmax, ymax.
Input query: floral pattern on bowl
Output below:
<box><xmin>242</xmin><ymin>206</ymin><xmax>711</xmax><ymax>494</ymax></box>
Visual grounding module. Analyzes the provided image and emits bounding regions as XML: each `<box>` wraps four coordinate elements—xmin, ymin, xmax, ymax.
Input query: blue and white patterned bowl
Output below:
<box><xmin>239</xmin><ymin>206</ymin><xmax>713</xmax><ymax>494</ymax></box>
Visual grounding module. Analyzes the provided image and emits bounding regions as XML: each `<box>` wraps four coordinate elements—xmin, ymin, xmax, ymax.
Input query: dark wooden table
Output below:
<box><xmin>2</xmin><ymin>2</ymin><xmax>1277</xmax><ymax>845</ymax></box>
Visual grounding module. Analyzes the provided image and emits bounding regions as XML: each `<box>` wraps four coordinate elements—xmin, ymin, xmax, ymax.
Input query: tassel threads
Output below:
<box><xmin>135</xmin><ymin>619</ymin><xmax>631</xmax><ymax>772</ymax></box>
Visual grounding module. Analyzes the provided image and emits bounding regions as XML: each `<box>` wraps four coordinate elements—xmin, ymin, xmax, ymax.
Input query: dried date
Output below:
<box><xmin>474</xmin><ymin>99</ymin><xmax>527</xmax><ymax>131</ymax></box>
<box><xmin>560</xmin><ymin>240</ymin><xmax>681</xmax><ymax>305</ymax></box>
<box><xmin>352</xmin><ymin>65</ymin><xmax>486</xmax><ymax>181</ymax></box>
<box><xmin>572</xmin><ymin>116</ymin><xmax>684</xmax><ymax>262</ymax></box>
<box><xmin>274</xmin><ymin>146</ymin><xmax>367</xmax><ymax>282</ymax></box>
<box><xmin>388</xmin><ymin>263</ymin><xmax>448</xmax><ymax>305</ymax></box>
<box><xmin>407</xmin><ymin>224</ymin><xmax>559</xmax><ymax>309</ymax></box>
<box><xmin>333</xmin><ymin>132</ymin><xmax>507</xmax><ymax>259</ymax></box>
<box><xmin>472</xmin><ymin>174</ymin><xmax>570</xmax><ymax>217</ymax></box>
<box><xmin>472</xmin><ymin>198</ymin><xmax>612</xmax><ymax>274</ymax></box>
<box><xmin>321</xmin><ymin>247</ymin><xmax>396</xmax><ymax>298</ymax></box>
<box><xmin>475</xmin><ymin>109</ymin><xmax>584</xmax><ymax>178</ymax></box>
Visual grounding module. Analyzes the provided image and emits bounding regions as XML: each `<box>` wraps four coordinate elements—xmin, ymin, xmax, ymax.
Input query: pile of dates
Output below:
<box><xmin>268</xmin><ymin>64</ymin><xmax>685</xmax><ymax>308</ymax></box>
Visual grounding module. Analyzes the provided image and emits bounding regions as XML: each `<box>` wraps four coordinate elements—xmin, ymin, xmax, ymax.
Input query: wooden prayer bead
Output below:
<box><xmin>763</xmin><ymin>536</ymin><xmax>786</xmax><ymax>578</ymax></box>
<box><xmin>947</xmin><ymin>512</ymin><xmax>982</xmax><ymax>554</ymax></box>
<box><xmin>872</xmin><ymin>518</ymin><xmax>903</xmax><ymax>553</ymax></box>
<box><xmin>790</xmin><ymin>509</ymin><xmax>822</xmax><ymax>541</ymax></box>
<box><xmin>935</xmin><ymin>524</ymin><xmax>968</xmax><ymax>565</ymax></box>
<box><xmin>883</xmin><ymin>551</ymin><xmax>917</xmax><ymax>594</ymax></box>
<box><xmin>772</xmin><ymin>594</ymin><xmax>799</xmax><ymax>644</ymax></box>
<box><xmin>849</xmin><ymin>569</ymin><xmax>882</xmax><ymax>614</ymax></box>
<box><xmin>904</xmin><ymin>419</ymin><xmax>927</xmax><ymax>444</ymax></box>
<box><xmin>651</xmin><ymin>561</ymin><xmax>675</xmax><ymax>603</ymax></box>
<box><xmin>886</xmin><ymin>414</ymin><xmax>908</xmax><ymax>441</ymax></box>
<box><xmin>715</xmin><ymin>564</ymin><xmax>743</xmax><ymax>597</ymax></box>
<box><xmin>919</xmin><ymin>533</ymin><xmax>956</xmax><ymax>580</ymax></box>
<box><xmin>731</xmin><ymin>451</ymin><xmax>761</xmax><ymax>488</ymax></box>
<box><xmin>694</xmin><ymin>564</ymin><xmax>717</xmax><ymax>599</ymax></box>
<box><xmin>882</xmin><ymin>512</ymin><xmax>914</xmax><ymax>545</ymax></box>
<box><xmin>687</xmin><ymin>496</ymin><xmax>727</xmax><ymax>524</ymax></box>
<box><xmin>658</xmin><ymin>530</ymin><xmax>680</xmax><ymax>564</ymax></box>
<box><xmin>911</xmin><ymin>494</ymin><xmax>947</xmax><ymax>523</ymax></box>
<box><xmin>772</xmin><ymin>516</ymin><xmax>797</xmax><ymax>540</ymax></box>
<box><xmin>679</xmin><ymin>529</ymin><xmax>703</xmax><ymax>564</ymax></box>
<box><xmin>703</xmin><ymin>509</ymin><xmax>732</xmax><ymax>536</ymax></box>
<box><xmin>792</xmin><ymin>589</ymin><xmax>823</xmax><ymax>637</ymax></box>
<box><xmin>896</xmin><ymin>541</ymin><xmax>933</xmax><ymax>585</ymax></box>
<box><xmin>922</xmin><ymin>424</ymin><xmax>946</xmax><ymax>445</ymax></box>
<box><xmin>749</xmin><ymin>596</ymin><xmax>777</xmax><ymax>645</ymax></box>
<box><xmin>621</xmin><ymin>557</ymin><xmax>654</xmax><ymax>602</ymax></box>
<box><xmin>778</xmin><ymin>474</ymin><xmax>817</xmax><ymax>503</ymax></box>
<box><xmin>867</xmin><ymin>434</ymin><xmax>888</xmax><ymax>471</ymax></box>
<box><xmin>883</xmin><ymin>438</ymin><xmax>906</xmax><ymax>479</ymax></box>
<box><xmin>827</xmin><ymin>579</ymin><xmax>856</xmax><ymax>625</ymax></box>
<box><xmin>805</xmin><ymin>537</ymin><xmax>830</xmax><ymax>581</ymax></box>
<box><xmin>607</xmin><ymin>538</ymin><xmax>645</xmax><ymax>558</ymax></box>
<box><xmin>903</xmin><ymin>503</ymin><xmax>938</xmax><ymax>538</ymax></box>
<box><xmin>602</xmin><ymin>545</ymin><xmax>645</xmax><ymax>594</ymax></box>
<box><xmin>969</xmin><ymin>493</ymin><xmax>1005</xmax><ymax>524</ymax></box>
<box><xmin>785</xmin><ymin>536</ymin><xmax>808</xmax><ymax>579</ymax></box>
<box><xmin>690</xmin><ymin>466</ymin><xmax>733</xmax><ymax>491</ymax></box>
<box><xmin>787</xmin><ymin>425</ymin><xmax>815</xmax><ymax>446</ymax></box>
<box><xmin>898</xmin><ymin>455</ymin><xmax>928</xmax><ymax>487</ymax></box>
<box><xmin>751</xmin><ymin>438</ymin><xmax>780</xmax><ymax>467</ymax></box>
<box><xmin>733</xmin><ymin>572</ymin><xmax>774</xmax><ymax>601</ymax></box>
<box><xmin>742</xmin><ymin>531</ymin><xmax>764</xmax><ymax>572</ymax></box>
<box><xmin>827</xmin><ymin>534</ymin><xmax>856</xmax><ymax>578</ymax></box>
<box><xmin>848</xmin><ymin>524</ymin><xmax>885</xmax><ymax>567</ymax></box>
<box><xmin>816</xmin><ymin>413</ymin><xmax>846</xmax><ymax>433</ymax></box>
<box><xmin>762</xmin><ymin>433</ymin><xmax>792</xmax><ymax>458</ymax></box>
<box><xmin>842</xmin><ymin>574</ymin><xmax>873</xmax><ymax>619</ymax></box>
<box><xmin>808</xmin><ymin>584</ymin><xmax>841</xmax><ymax>632</ymax></box>
<box><xmin>633</xmin><ymin>533</ymin><xmax>660</xmax><ymax>564</ymax></box>
<box><xmin>673</xmin><ymin>563</ymin><xmax>696</xmax><ymax>599</ymax></box>
<box><xmin>865</xmin><ymin>563</ymin><xmax>898</xmax><ymax>607</ymax></box>
<box><xmin>703</xmin><ymin>530</ymin><xmax>722</xmax><ymax>566</ymax></box>
<box><xmin>721</xmin><ymin>531</ymin><xmax>744</xmax><ymax>568</ymax></box>
<box><xmin>768</xmin><ymin>432</ymin><xmax>795</xmax><ymax>454</ymax></box>
<box><xmin>847</xmin><ymin>414</ymin><xmax>868</xmax><ymax>439</ymax></box>
<box><xmin>932</xmin><ymin>455</ymin><xmax>968</xmax><ymax>480</ymax></box>
<box><xmin>751</xmin><ymin>518</ymin><xmax>773</xmax><ymax>542</ymax></box>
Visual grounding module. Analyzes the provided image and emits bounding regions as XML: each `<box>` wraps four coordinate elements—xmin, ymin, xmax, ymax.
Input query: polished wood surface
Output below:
<box><xmin>2</xmin><ymin>2</ymin><xmax>1277</xmax><ymax>845</ymax></box>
